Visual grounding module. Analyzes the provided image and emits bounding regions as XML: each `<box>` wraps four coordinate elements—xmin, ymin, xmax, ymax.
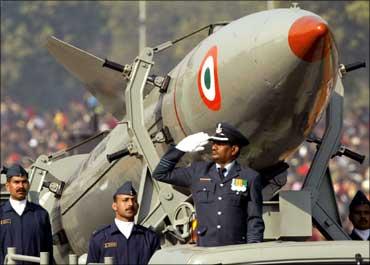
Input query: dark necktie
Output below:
<box><xmin>218</xmin><ymin>168</ymin><xmax>226</xmax><ymax>178</ymax></box>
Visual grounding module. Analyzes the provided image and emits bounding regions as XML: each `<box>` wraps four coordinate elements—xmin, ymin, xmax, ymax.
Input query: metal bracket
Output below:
<box><xmin>28</xmin><ymin>155</ymin><xmax>50</xmax><ymax>203</ymax></box>
<box><xmin>28</xmin><ymin>154</ymin><xmax>68</xmax><ymax>202</ymax></box>
<box><xmin>302</xmin><ymin>72</ymin><xmax>351</xmax><ymax>240</ymax></box>
<box><xmin>123</xmin><ymin>47</ymin><xmax>190</xmax><ymax>240</ymax></box>
<box><xmin>151</xmin><ymin>126</ymin><xmax>174</xmax><ymax>144</ymax></box>
<box><xmin>43</xmin><ymin>181</ymin><xmax>65</xmax><ymax>199</ymax></box>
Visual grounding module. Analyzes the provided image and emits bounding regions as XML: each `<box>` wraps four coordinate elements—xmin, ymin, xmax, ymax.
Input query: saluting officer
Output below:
<box><xmin>0</xmin><ymin>164</ymin><xmax>53</xmax><ymax>265</ymax></box>
<box><xmin>152</xmin><ymin>122</ymin><xmax>265</xmax><ymax>247</ymax></box>
<box><xmin>348</xmin><ymin>190</ymin><xmax>370</xmax><ymax>240</ymax></box>
<box><xmin>87</xmin><ymin>181</ymin><xmax>161</xmax><ymax>264</ymax></box>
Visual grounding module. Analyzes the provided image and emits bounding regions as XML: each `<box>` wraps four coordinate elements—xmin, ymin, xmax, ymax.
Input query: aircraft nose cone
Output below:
<box><xmin>288</xmin><ymin>16</ymin><xmax>332</xmax><ymax>62</ymax></box>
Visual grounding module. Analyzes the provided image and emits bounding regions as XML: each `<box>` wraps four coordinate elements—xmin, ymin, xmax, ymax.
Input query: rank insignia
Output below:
<box><xmin>231</xmin><ymin>178</ymin><xmax>247</xmax><ymax>192</ymax></box>
<box><xmin>104</xmin><ymin>242</ymin><xmax>117</xmax><ymax>248</ymax></box>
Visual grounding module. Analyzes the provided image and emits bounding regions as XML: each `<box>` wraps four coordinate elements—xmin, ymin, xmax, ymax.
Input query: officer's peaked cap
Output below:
<box><xmin>114</xmin><ymin>181</ymin><xmax>137</xmax><ymax>197</ymax></box>
<box><xmin>349</xmin><ymin>190</ymin><xmax>370</xmax><ymax>211</ymax></box>
<box><xmin>209</xmin><ymin>122</ymin><xmax>249</xmax><ymax>147</ymax></box>
<box><xmin>1</xmin><ymin>164</ymin><xmax>28</xmax><ymax>180</ymax></box>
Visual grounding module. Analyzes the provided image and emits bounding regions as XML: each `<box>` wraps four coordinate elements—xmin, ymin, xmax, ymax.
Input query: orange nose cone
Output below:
<box><xmin>288</xmin><ymin>16</ymin><xmax>332</xmax><ymax>62</ymax></box>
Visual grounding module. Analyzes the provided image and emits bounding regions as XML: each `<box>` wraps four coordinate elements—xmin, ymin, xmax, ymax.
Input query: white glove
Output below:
<box><xmin>176</xmin><ymin>132</ymin><xmax>210</xmax><ymax>153</ymax></box>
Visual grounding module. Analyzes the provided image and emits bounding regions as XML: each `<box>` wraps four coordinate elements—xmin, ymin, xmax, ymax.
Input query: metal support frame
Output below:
<box><xmin>104</xmin><ymin>257</ymin><xmax>114</xmax><ymax>264</ymax></box>
<box><xmin>124</xmin><ymin>47</ymin><xmax>189</xmax><ymax>237</ymax></box>
<box><xmin>302</xmin><ymin>76</ymin><xmax>351</xmax><ymax>240</ymax></box>
<box><xmin>5</xmin><ymin>247</ymin><xmax>49</xmax><ymax>265</ymax></box>
<box><xmin>68</xmin><ymin>254</ymin><xmax>78</xmax><ymax>265</ymax></box>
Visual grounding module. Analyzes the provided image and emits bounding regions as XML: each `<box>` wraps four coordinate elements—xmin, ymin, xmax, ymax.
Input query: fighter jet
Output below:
<box><xmin>15</xmin><ymin>4</ymin><xmax>367</xmax><ymax>264</ymax></box>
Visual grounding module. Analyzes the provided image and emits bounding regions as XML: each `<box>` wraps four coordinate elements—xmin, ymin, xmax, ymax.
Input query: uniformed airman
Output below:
<box><xmin>87</xmin><ymin>181</ymin><xmax>161</xmax><ymax>264</ymax></box>
<box><xmin>349</xmin><ymin>190</ymin><xmax>370</xmax><ymax>240</ymax></box>
<box><xmin>152</xmin><ymin>122</ymin><xmax>265</xmax><ymax>247</ymax></box>
<box><xmin>0</xmin><ymin>164</ymin><xmax>53</xmax><ymax>265</ymax></box>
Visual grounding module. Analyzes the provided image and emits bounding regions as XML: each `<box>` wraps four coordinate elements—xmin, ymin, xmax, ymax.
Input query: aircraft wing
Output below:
<box><xmin>45</xmin><ymin>36</ymin><xmax>126</xmax><ymax>119</ymax></box>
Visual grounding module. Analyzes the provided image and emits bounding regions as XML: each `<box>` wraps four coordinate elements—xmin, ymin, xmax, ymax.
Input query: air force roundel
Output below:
<box><xmin>197</xmin><ymin>46</ymin><xmax>221</xmax><ymax>111</ymax></box>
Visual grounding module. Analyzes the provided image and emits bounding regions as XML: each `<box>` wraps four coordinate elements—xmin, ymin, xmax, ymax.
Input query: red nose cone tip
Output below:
<box><xmin>288</xmin><ymin>16</ymin><xmax>331</xmax><ymax>62</ymax></box>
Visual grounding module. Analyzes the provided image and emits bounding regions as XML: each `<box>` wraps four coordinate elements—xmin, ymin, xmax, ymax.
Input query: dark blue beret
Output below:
<box><xmin>114</xmin><ymin>181</ymin><xmax>137</xmax><ymax>197</ymax></box>
<box><xmin>350</xmin><ymin>190</ymin><xmax>370</xmax><ymax>211</ymax></box>
<box><xmin>209</xmin><ymin>122</ymin><xmax>249</xmax><ymax>147</ymax></box>
<box><xmin>1</xmin><ymin>164</ymin><xmax>28</xmax><ymax>179</ymax></box>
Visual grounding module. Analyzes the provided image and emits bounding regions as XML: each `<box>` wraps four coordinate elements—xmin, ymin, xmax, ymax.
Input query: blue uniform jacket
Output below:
<box><xmin>350</xmin><ymin>230</ymin><xmax>370</xmax><ymax>240</ymax></box>
<box><xmin>0</xmin><ymin>201</ymin><xmax>53</xmax><ymax>265</ymax></box>
<box><xmin>152</xmin><ymin>146</ymin><xmax>265</xmax><ymax>247</ymax></box>
<box><xmin>87</xmin><ymin>223</ymin><xmax>161</xmax><ymax>265</ymax></box>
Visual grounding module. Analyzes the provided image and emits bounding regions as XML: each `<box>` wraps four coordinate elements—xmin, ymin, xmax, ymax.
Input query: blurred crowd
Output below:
<box><xmin>1</xmin><ymin>94</ymin><xmax>118</xmax><ymax>167</ymax></box>
<box><xmin>1</xmin><ymin>95</ymin><xmax>369</xmax><ymax>239</ymax></box>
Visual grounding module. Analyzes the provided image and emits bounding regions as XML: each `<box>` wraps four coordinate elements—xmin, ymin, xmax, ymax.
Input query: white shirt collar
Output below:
<box><xmin>354</xmin><ymin>228</ymin><xmax>370</xmax><ymax>240</ymax></box>
<box><xmin>216</xmin><ymin>160</ymin><xmax>235</xmax><ymax>177</ymax></box>
<box><xmin>114</xmin><ymin>218</ymin><xmax>134</xmax><ymax>239</ymax></box>
<box><xmin>9</xmin><ymin>197</ymin><xmax>27</xmax><ymax>216</ymax></box>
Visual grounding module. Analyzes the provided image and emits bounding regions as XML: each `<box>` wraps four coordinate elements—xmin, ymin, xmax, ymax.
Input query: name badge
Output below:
<box><xmin>0</xmin><ymin>219</ymin><xmax>11</xmax><ymax>225</ymax></box>
<box><xmin>231</xmin><ymin>178</ymin><xmax>247</xmax><ymax>192</ymax></box>
<box><xmin>104</xmin><ymin>242</ymin><xmax>117</xmax><ymax>248</ymax></box>
<box><xmin>199</xmin><ymin>177</ymin><xmax>211</xmax><ymax>182</ymax></box>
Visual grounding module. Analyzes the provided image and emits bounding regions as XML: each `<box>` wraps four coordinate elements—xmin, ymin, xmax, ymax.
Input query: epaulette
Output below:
<box><xmin>136</xmin><ymin>224</ymin><xmax>156</xmax><ymax>235</ymax></box>
<box><xmin>135</xmin><ymin>224</ymin><xmax>146</xmax><ymax>232</ymax></box>
<box><xmin>92</xmin><ymin>224</ymin><xmax>110</xmax><ymax>236</ymax></box>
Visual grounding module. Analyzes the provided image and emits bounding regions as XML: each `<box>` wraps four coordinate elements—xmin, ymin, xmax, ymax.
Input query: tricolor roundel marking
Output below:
<box><xmin>197</xmin><ymin>46</ymin><xmax>221</xmax><ymax>111</ymax></box>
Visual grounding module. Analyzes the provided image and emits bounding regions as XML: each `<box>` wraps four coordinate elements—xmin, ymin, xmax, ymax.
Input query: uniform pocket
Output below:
<box><xmin>229</xmin><ymin>194</ymin><xmax>241</xmax><ymax>206</ymax></box>
<box><xmin>194</xmin><ymin>182</ymin><xmax>215</xmax><ymax>203</ymax></box>
<box><xmin>228</xmin><ymin>191</ymin><xmax>248</xmax><ymax>207</ymax></box>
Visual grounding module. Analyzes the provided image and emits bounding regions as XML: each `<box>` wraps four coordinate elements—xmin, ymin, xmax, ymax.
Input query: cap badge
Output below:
<box><xmin>216</xmin><ymin>123</ymin><xmax>223</xmax><ymax>134</ymax></box>
<box><xmin>231</xmin><ymin>178</ymin><xmax>247</xmax><ymax>192</ymax></box>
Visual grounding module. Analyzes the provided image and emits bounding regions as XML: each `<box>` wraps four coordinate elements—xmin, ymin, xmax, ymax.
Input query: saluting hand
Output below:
<box><xmin>176</xmin><ymin>132</ymin><xmax>210</xmax><ymax>153</ymax></box>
